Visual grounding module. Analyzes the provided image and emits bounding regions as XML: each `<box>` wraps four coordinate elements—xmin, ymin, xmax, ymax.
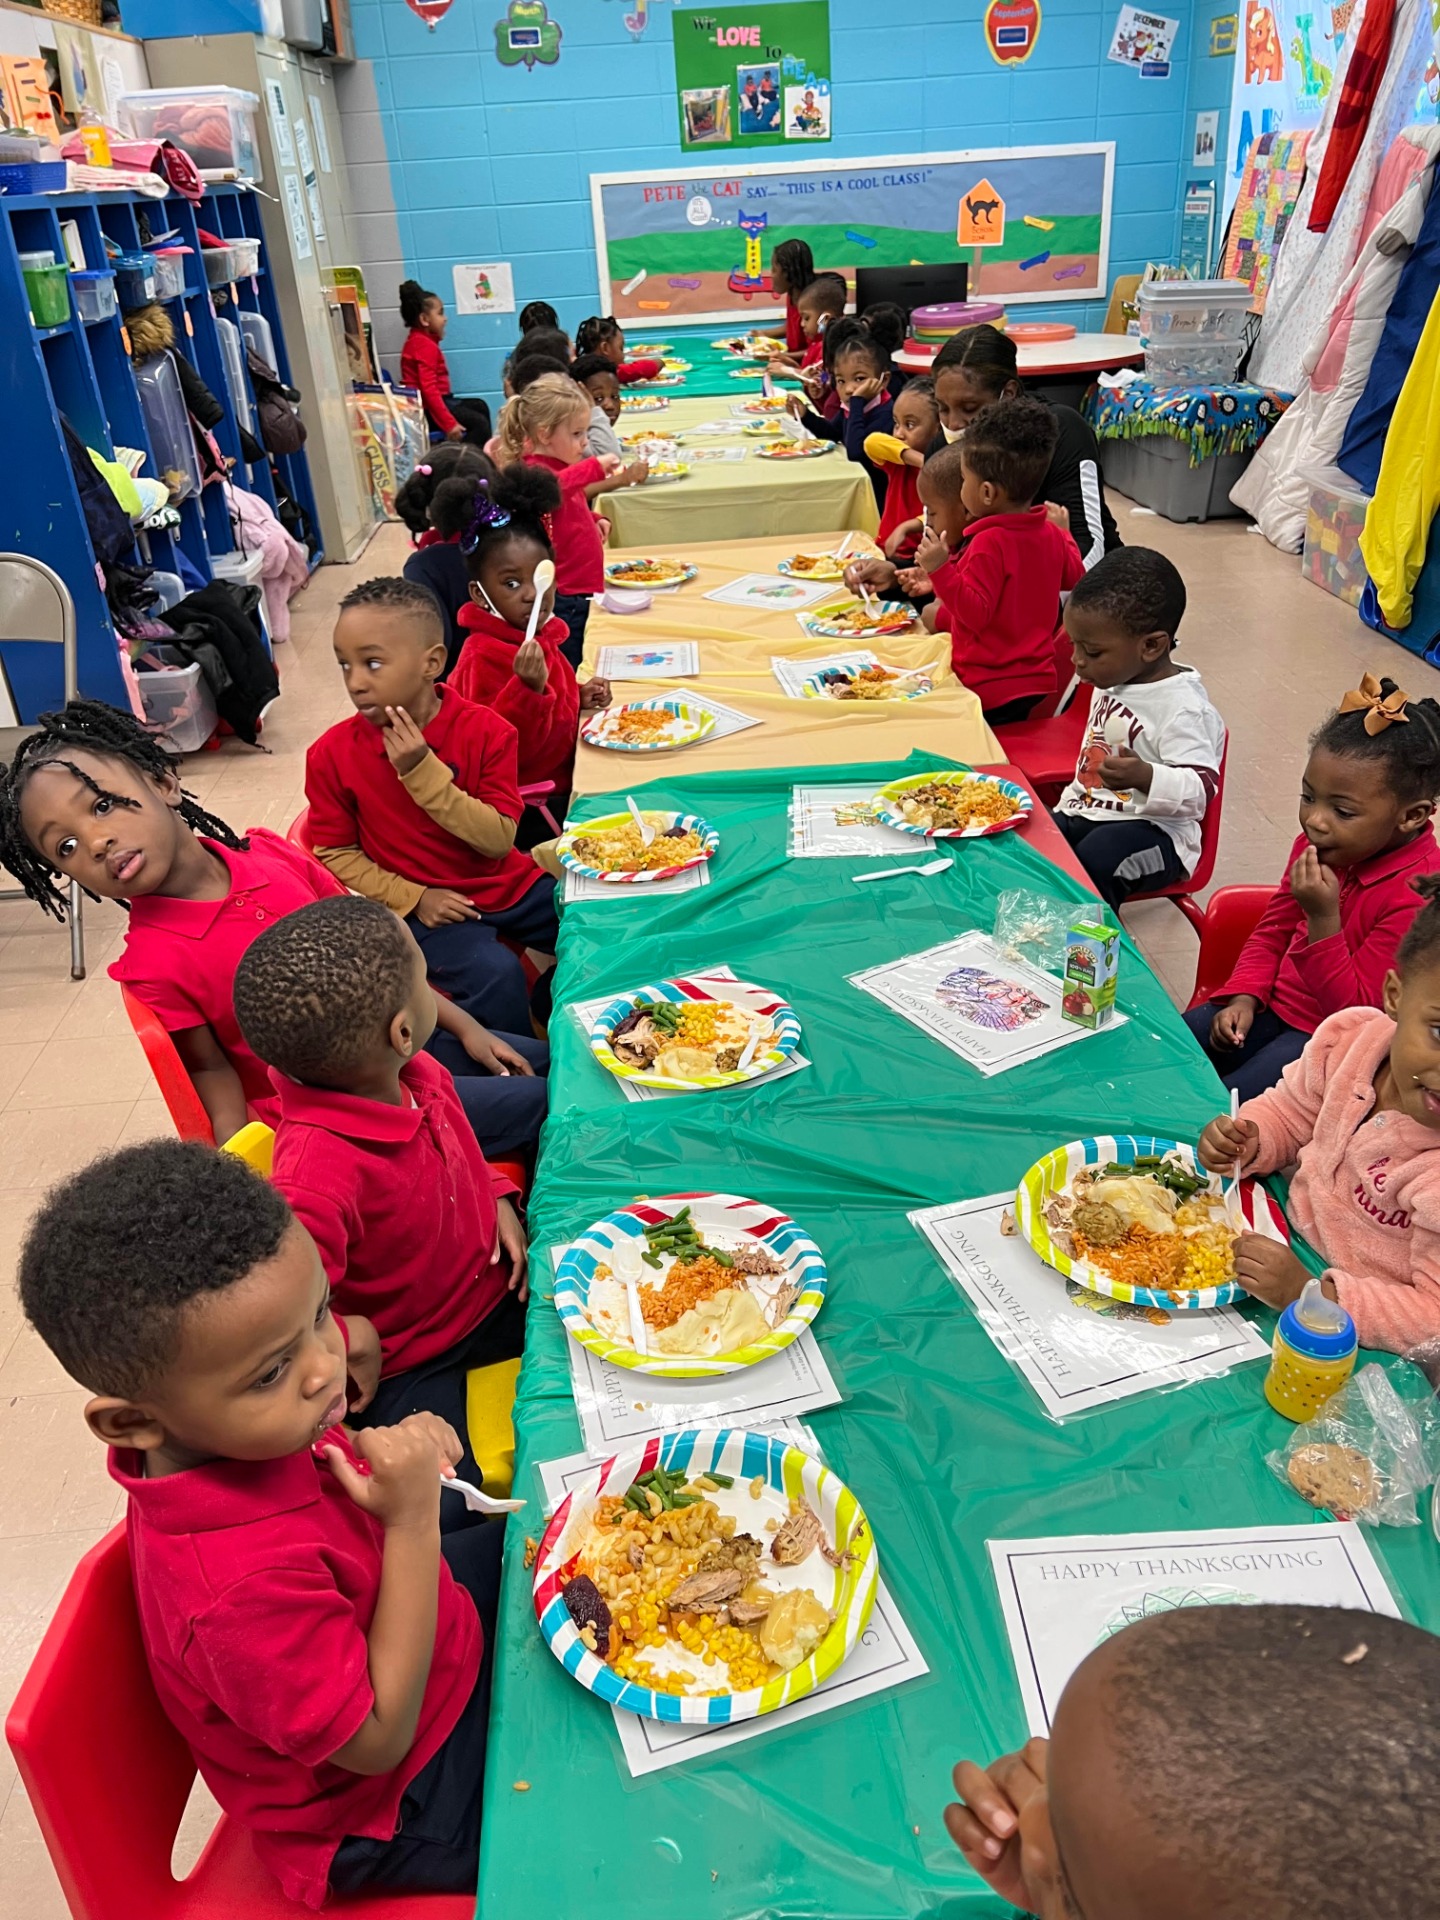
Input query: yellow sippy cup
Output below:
<box><xmin>1264</xmin><ymin>1277</ymin><xmax>1358</xmax><ymax>1421</ymax></box>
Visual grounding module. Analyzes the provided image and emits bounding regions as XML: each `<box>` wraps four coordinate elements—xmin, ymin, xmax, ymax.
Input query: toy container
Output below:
<box><xmin>114</xmin><ymin>251</ymin><xmax>157</xmax><ymax>308</ymax></box>
<box><xmin>1141</xmin><ymin>339</ymin><xmax>1245</xmax><ymax>385</ymax></box>
<box><xmin>1302</xmin><ymin>468</ymin><xmax>1372</xmax><ymax>608</ymax></box>
<box><xmin>149</xmin><ymin>249</ymin><xmax>187</xmax><ymax>299</ymax></box>
<box><xmin>117</xmin><ymin>87</ymin><xmax>262</xmax><ymax>183</ymax></box>
<box><xmin>202</xmin><ymin>245</ymin><xmax>239</xmax><ymax>289</ymax></box>
<box><xmin>1137</xmin><ymin>278</ymin><xmax>1252</xmax><ymax>341</ymax></box>
<box><xmin>1265</xmin><ymin>1279</ymin><xmax>1357</xmax><ymax>1421</ymax></box>
<box><xmin>134</xmin><ymin>355</ymin><xmax>202</xmax><ymax>502</ymax></box>
<box><xmin>24</xmin><ymin>259</ymin><xmax>70</xmax><ymax>326</ymax></box>
<box><xmin>71</xmin><ymin>269</ymin><xmax>116</xmax><ymax>324</ymax></box>
<box><xmin>134</xmin><ymin>646</ymin><xmax>217</xmax><ymax>754</ymax></box>
<box><xmin>1061</xmin><ymin>920</ymin><xmax>1119</xmax><ymax>1029</ymax></box>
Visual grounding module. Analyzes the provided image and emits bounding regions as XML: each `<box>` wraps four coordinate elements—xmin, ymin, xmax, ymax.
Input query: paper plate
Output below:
<box><xmin>798</xmin><ymin>598</ymin><xmax>915</xmax><ymax>640</ymax></box>
<box><xmin>873</xmin><ymin>769</ymin><xmax>1032</xmax><ymax>839</ymax></box>
<box><xmin>804</xmin><ymin>663</ymin><xmax>934</xmax><ymax>702</ymax></box>
<box><xmin>776</xmin><ymin>552</ymin><xmax>846</xmax><ymax>581</ymax></box>
<box><xmin>553</xmin><ymin>1192</ymin><xmax>827</xmax><ymax>1376</ymax></box>
<box><xmin>634</xmin><ymin>373</ymin><xmax>685</xmax><ymax>386</ymax></box>
<box><xmin>756</xmin><ymin>438</ymin><xmax>832</xmax><ymax>458</ymax></box>
<box><xmin>1014</xmin><ymin>1134</ymin><xmax>1289</xmax><ymax>1311</ymax></box>
<box><xmin>556</xmin><ymin>810</ymin><xmax>718</xmax><ymax>884</ymax></box>
<box><xmin>618</xmin><ymin>433</ymin><xmax>680</xmax><ymax>457</ymax></box>
<box><xmin>645</xmin><ymin>461</ymin><xmax>691</xmax><ymax>484</ymax></box>
<box><xmin>660</xmin><ymin>358</ymin><xmax>692</xmax><ymax>373</ymax></box>
<box><xmin>580</xmin><ymin>698</ymin><xmax>717</xmax><ymax>753</ymax></box>
<box><xmin>588</xmin><ymin>974</ymin><xmax>800</xmax><ymax>1091</ymax></box>
<box><xmin>533</xmin><ymin>1426</ymin><xmax>877</xmax><ymax>1722</ymax></box>
<box><xmin>741</xmin><ymin>419</ymin><xmax>787</xmax><ymax>437</ymax></box>
<box><xmin>729</xmin><ymin>367</ymin><xmax>766</xmax><ymax>380</ymax></box>
<box><xmin>737</xmin><ymin>395</ymin><xmax>789</xmax><ymax>415</ymax></box>
<box><xmin>620</xmin><ymin>395</ymin><xmax>669</xmax><ymax>413</ymax></box>
<box><xmin>603</xmin><ymin>559</ymin><xmax>698</xmax><ymax>591</ymax></box>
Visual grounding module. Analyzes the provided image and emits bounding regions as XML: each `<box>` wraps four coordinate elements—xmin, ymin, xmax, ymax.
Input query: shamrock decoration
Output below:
<box><xmin>495</xmin><ymin>0</ymin><xmax>562</xmax><ymax>66</ymax></box>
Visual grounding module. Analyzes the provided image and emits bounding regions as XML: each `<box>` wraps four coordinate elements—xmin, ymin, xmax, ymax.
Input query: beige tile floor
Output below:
<box><xmin>1</xmin><ymin>504</ymin><xmax>1436</xmax><ymax>1913</ymax></box>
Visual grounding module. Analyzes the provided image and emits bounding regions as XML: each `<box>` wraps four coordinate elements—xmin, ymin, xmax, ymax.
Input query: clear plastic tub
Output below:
<box><xmin>147</xmin><ymin>570</ymin><xmax>185</xmax><ymax>613</ymax></box>
<box><xmin>1138</xmin><ymin>278</ymin><xmax>1252</xmax><ymax>341</ymax></box>
<box><xmin>149</xmin><ymin>249</ymin><xmax>186</xmax><ymax>299</ymax></box>
<box><xmin>1142</xmin><ymin>339</ymin><xmax>1245</xmax><ymax>385</ymax></box>
<box><xmin>0</xmin><ymin>132</ymin><xmax>43</xmax><ymax>166</ymax></box>
<box><xmin>238</xmin><ymin>310</ymin><xmax>276</xmax><ymax>368</ymax></box>
<box><xmin>211</xmin><ymin>547</ymin><xmax>264</xmax><ymax>589</ymax></box>
<box><xmin>25</xmin><ymin>262</ymin><xmax>70</xmax><ymax>327</ymax></box>
<box><xmin>202</xmin><ymin>246</ymin><xmax>239</xmax><ymax>290</ymax></box>
<box><xmin>215</xmin><ymin>316</ymin><xmax>253</xmax><ymax>432</ymax></box>
<box><xmin>230</xmin><ymin>237</ymin><xmax>261</xmax><ymax>279</ymax></box>
<box><xmin>134</xmin><ymin>355</ymin><xmax>202</xmax><ymax>502</ymax></box>
<box><xmin>71</xmin><ymin>269</ymin><xmax>116</xmax><ymax>325</ymax></box>
<box><xmin>117</xmin><ymin>87</ymin><xmax>262</xmax><ymax>184</ymax></box>
<box><xmin>1303</xmin><ymin>468</ymin><xmax>1372</xmax><ymax>608</ymax></box>
<box><xmin>114</xmin><ymin>252</ymin><xmax>157</xmax><ymax>308</ymax></box>
<box><xmin>134</xmin><ymin>645</ymin><xmax>217</xmax><ymax>753</ymax></box>
<box><xmin>17</xmin><ymin>248</ymin><xmax>54</xmax><ymax>271</ymax></box>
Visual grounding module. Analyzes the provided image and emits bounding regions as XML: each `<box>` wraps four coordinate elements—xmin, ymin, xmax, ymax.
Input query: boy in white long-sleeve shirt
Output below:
<box><xmin>1053</xmin><ymin>548</ymin><xmax>1225</xmax><ymax>912</ymax></box>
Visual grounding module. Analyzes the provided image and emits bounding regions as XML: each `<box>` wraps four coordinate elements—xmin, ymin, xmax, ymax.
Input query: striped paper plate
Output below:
<box><xmin>554</xmin><ymin>1192</ymin><xmax>827</xmax><ymax>1376</ymax></box>
<box><xmin>804</xmin><ymin>663</ymin><xmax>934</xmax><ymax>701</ymax></box>
<box><xmin>556</xmin><ymin>810</ymin><xmax>718</xmax><ymax>885</ymax></box>
<box><xmin>580</xmin><ymin>698</ymin><xmax>717</xmax><ymax>753</ymax></box>
<box><xmin>533</xmin><ymin>1427</ymin><xmax>878</xmax><ymax>1722</ymax></box>
<box><xmin>1015</xmin><ymin>1133</ymin><xmax>1288</xmax><ymax>1311</ymax></box>
<box><xmin>619</xmin><ymin>394</ymin><xmax>669</xmax><ymax>412</ymax></box>
<box><xmin>588</xmin><ymin>975</ymin><xmax>800</xmax><ymax>1092</ymax></box>
<box><xmin>873</xmin><ymin>769</ymin><xmax>1032</xmax><ymax>838</ymax></box>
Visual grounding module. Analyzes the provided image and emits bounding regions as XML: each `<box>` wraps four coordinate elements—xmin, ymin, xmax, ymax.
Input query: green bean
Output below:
<box><xmin>670</xmin><ymin>1492</ymin><xmax>701</xmax><ymax>1508</ymax></box>
<box><xmin>641</xmin><ymin>1251</ymin><xmax>662</xmax><ymax>1269</ymax></box>
<box><xmin>704</xmin><ymin>1471</ymin><xmax>734</xmax><ymax>1488</ymax></box>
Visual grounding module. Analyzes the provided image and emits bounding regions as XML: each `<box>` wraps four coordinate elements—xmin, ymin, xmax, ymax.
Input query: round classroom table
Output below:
<box><xmin>575</xmin><ymin>530</ymin><xmax>998</xmax><ymax>791</ymax></box>
<box><xmin>894</xmin><ymin>331</ymin><xmax>1146</xmax><ymax>378</ymax></box>
<box><xmin>603</xmin><ymin>395</ymin><xmax>881</xmax><ymax>549</ymax></box>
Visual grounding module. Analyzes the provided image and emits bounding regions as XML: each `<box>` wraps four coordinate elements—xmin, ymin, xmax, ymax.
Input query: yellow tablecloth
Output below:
<box><xmin>574</xmin><ymin>531</ymin><xmax>1000</xmax><ymax>793</ymax></box>
<box><xmin>605</xmin><ymin>395</ymin><xmax>880</xmax><ymax>547</ymax></box>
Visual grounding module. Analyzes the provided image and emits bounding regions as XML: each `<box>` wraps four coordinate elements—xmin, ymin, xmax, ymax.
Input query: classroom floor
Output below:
<box><xmin>1</xmin><ymin>503</ymin><xmax>1435</xmax><ymax>1912</ymax></box>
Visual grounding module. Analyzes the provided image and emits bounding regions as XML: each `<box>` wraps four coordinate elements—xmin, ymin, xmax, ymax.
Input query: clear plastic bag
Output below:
<box><xmin>1267</xmin><ymin>1363</ymin><xmax>1440</xmax><ymax>1526</ymax></box>
<box><xmin>992</xmin><ymin>888</ymin><xmax>1079</xmax><ymax>977</ymax></box>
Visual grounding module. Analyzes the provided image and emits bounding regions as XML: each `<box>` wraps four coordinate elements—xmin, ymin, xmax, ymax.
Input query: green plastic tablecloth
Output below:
<box><xmin>629</xmin><ymin>330</ymin><xmax>801</xmax><ymax>399</ymax></box>
<box><xmin>476</xmin><ymin>751</ymin><xmax>1438</xmax><ymax>1920</ymax></box>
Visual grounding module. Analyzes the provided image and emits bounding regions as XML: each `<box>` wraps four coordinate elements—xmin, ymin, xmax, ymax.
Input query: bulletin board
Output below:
<box><xmin>672</xmin><ymin>2</ymin><xmax>831</xmax><ymax>150</ymax></box>
<box><xmin>589</xmin><ymin>144</ymin><xmax>1114</xmax><ymax>325</ymax></box>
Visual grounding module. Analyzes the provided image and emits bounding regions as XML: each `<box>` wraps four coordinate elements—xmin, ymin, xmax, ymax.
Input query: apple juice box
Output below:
<box><xmin>1061</xmin><ymin>919</ymin><xmax>1119</xmax><ymax>1029</ymax></box>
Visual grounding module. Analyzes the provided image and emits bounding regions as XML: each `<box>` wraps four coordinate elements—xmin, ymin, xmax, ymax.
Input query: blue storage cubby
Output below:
<box><xmin>0</xmin><ymin>183</ymin><xmax>320</xmax><ymax>718</ymax></box>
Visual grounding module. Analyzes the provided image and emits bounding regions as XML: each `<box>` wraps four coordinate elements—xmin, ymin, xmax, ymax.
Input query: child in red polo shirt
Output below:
<box><xmin>914</xmin><ymin>401</ymin><xmax>1084</xmax><ymax>725</ymax></box>
<box><xmin>18</xmin><ymin>1139</ymin><xmax>498</xmax><ymax>1905</ymax></box>
<box><xmin>235</xmin><ymin>896</ymin><xmax>529</xmax><ymax>1516</ymax></box>
<box><xmin>496</xmin><ymin>372</ymin><xmax>619</xmax><ymax>668</ymax></box>
<box><xmin>306</xmin><ymin>577</ymin><xmax>559</xmax><ymax>1039</ymax></box>
<box><xmin>573</xmin><ymin>312</ymin><xmax>663</xmax><ymax>385</ymax></box>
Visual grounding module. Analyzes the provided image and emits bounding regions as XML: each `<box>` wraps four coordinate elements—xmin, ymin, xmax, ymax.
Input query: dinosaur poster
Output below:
<box><xmin>672</xmin><ymin>3</ymin><xmax>831</xmax><ymax>151</ymax></box>
<box><xmin>590</xmin><ymin>144</ymin><xmax>1113</xmax><ymax>324</ymax></box>
<box><xmin>1223</xmin><ymin>0</ymin><xmax>1344</xmax><ymax>216</ymax></box>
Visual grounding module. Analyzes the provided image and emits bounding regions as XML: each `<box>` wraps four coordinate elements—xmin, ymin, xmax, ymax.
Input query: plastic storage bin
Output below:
<box><xmin>134</xmin><ymin>646</ymin><xmax>217</xmax><ymax>753</ymax></box>
<box><xmin>202</xmin><ymin>246</ymin><xmax>239</xmax><ymax>290</ymax></box>
<box><xmin>230</xmin><ymin>237</ymin><xmax>261</xmax><ymax>280</ymax></box>
<box><xmin>24</xmin><ymin>260</ymin><xmax>70</xmax><ymax>326</ymax></box>
<box><xmin>114</xmin><ymin>251</ymin><xmax>157</xmax><ymax>308</ymax></box>
<box><xmin>1142</xmin><ymin>339</ymin><xmax>1245</xmax><ymax>385</ymax></box>
<box><xmin>215</xmin><ymin>316</ymin><xmax>253</xmax><ymax>432</ymax></box>
<box><xmin>117</xmin><ymin>87</ymin><xmax>262</xmax><ymax>184</ymax></box>
<box><xmin>1303</xmin><ymin>469</ymin><xmax>1372</xmax><ymax>607</ymax></box>
<box><xmin>211</xmin><ymin>547</ymin><xmax>265</xmax><ymax>590</ymax></box>
<box><xmin>238</xmin><ymin>309</ymin><xmax>276</xmax><ymax>367</ymax></box>
<box><xmin>1137</xmin><ymin>278</ymin><xmax>1252</xmax><ymax>341</ymax></box>
<box><xmin>134</xmin><ymin>355</ymin><xmax>202</xmax><ymax>502</ymax></box>
<box><xmin>71</xmin><ymin>270</ymin><xmax>116</xmax><ymax>325</ymax></box>
<box><xmin>149</xmin><ymin>248</ymin><xmax>186</xmax><ymax>299</ymax></box>
<box><xmin>1100</xmin><ymin>434</ymin><xmax>1250</xmax><ymax>523</ymax></box>
<box><xmin>146</xmin><ymin>570</ymin><xmax>185</xmax><ymax>613</ymax></box>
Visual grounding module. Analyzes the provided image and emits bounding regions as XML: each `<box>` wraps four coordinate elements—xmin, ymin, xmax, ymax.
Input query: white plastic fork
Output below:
<box><xmin>442</xmin><ymin>1474</ymin><xmax>526</xmax><ymax>1515</ymax></box>
<box><xmin>851</xmin><ymin>856</ymin><xmax>953</xmax><ymax>884</ymax></box>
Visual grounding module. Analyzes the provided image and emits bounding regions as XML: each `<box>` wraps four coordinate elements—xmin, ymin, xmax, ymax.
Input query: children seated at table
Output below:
<box><xmin>496</xmin><ymin>373</ymin><xmax>619</xmax><ymax>667</ymax></box>
<box><xmin>573</xmin><ymin>314</ymin><xmax>662</xmax><ymax>386</ymax></box>
<box><xmin>572</xmin><ymin>350</ymin><xmax>624</xmax><ymax>461</ymax></box>
<box><xmin>1199</xmin><ymin>871</ymin><xmax>1440</xmax><ymax>1351</ymax></box>
<box><xmin>947</xmin><ymin>1603</ymin><xmax>1436</xmax><ymax>1920</ymax></box>
<box><xmin>234</xmin><ymin>896</ymin><xmax>531</xmax><ymax>1489</ymax></box>
<box><xmin>18</xmin><ymin>1139</ymin><xmax>501</xmax><ymax>1904</ymax></box>
<box><xmin>447</xmin><ymin>466</ymin><xmax>610</xmax><ymax>826</ymax></box>
<box><xmin>1187</xmin><ymin>674</ymin><xmax>1440</xmax><ymax>1098</ymax></box>
<box><xmin>306</xmin><ymin>576</ymin><xmax>557</xmax><ymax>1039</ymax></box>
<box><xmin>869</xmin><ymin>376</ymin><xmax>940</xmax><ymax>565</ymax></box>
<box><xmin>399</xmin><ymin>279</ymin><xmax>492</xmax><ymax>447</ymax></box>
<box><xmin>1053</xmin><ymin>547</ymin><xmax>1224</xmax><ymax>912</ymax></box>
<box><xmin>398</xmin><ymin>443</ymin><xmax>497</xmax><ymax>676</ymax></box>
<box><xmin>913</xmin><ymin>403</ymin><xmax>1084</xmax><ymax>725</ymax></box>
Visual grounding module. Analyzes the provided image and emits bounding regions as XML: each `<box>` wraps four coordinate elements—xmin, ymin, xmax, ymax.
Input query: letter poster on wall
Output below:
<box><xmin>672</xmin><ymin>3</ymin><xmax>831</xmax><ymax>151</ymax></box>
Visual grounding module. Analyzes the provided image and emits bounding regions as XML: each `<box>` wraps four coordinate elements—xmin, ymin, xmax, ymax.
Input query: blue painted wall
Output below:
<box><xmin>349</xmin><ymin>0</ymin><xmax>1198</xmax><ymax>402</ymax></box>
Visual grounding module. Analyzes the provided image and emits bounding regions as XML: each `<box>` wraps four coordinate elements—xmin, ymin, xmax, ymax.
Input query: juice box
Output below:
<box><xmin>1061</xmin><ymin>920</ymin><xmax>1119</xmax><ymax>1029</ymax></box>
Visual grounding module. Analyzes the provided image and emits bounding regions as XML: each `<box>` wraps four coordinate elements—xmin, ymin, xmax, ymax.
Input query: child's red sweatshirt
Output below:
<box><xmin>524</xmin><ymin>451</ymin><xmax>606</xmax><ymax>594</ymax></box>
<box><xmin>449</xmin><ymin>604</ymin><xmax>579</xmax><ymax>787</ymax></box>
<box><xmin>876</xmin><ymin>458</ymin><xmax>923</xmax><ymax>560</ymax></box>
<box><xmin>616</xmin><ymin>358</ymin><xmax>663</xmax><ymax>385</ymax></box>
<box><xmin>400</xmin><ymin>327</ymin><xmax>458</xmax><ymax>436</ymax></box>
<box><xmin>930</xmin><ymin>507</ymin><xmax>1084</xmax><ymax>711</ymax></box>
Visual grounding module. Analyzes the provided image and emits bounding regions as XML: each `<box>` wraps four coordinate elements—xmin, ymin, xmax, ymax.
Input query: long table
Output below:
<box><xmin>605</xmin><ymin>396</ymin><xmax>880</xmax><ymax>548</ymax></box>
<box><xmin>577</xmin><ymin>531</ymin><xmax>998</xmax><ymax>790</ymax></box>
<box><xmin>477</xmin><ymin>748</ymin><xmax>1439</xmax><ymax>1920</ymax></box>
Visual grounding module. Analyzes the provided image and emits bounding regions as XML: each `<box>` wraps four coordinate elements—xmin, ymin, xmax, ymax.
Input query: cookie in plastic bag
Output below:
<box><xmin>992</xmin><ymin>890</ymin><xmax>1079</xmax><ymax>976</ymax></box>
<box><xmin>1268</xmin><ymin>1363</ymin><xmax>1440</xmax><ymax>1526</ymax></box>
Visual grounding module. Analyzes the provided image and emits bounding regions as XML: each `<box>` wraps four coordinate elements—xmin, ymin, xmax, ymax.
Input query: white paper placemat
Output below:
<box><xmin>702</xmin><ymin>573</ymin><xmax>837</xmax><ymax>612</ymax></box>
<box><xmin>990</xmin><ymin>1523</ymin><xmax>1400</xmax><ymax>1735</ymax></box>
<box><xmin>686</xmin><ymin>694</ymin><xmax>764</xmax><ymax>741</ymax></box>
<box><xmin>562</xmin><ymin>862</ymin><xmax>711</xmax><ymax>906</ymax></box>
<box><xmin>788</xmin><ymin>784</ymin><xmax>934</xmax><ymax>858</ymax></box>
<box><xmin>595</xmin><ymin>641</ymin><xmax>700</xmax><ymax>679</ymax></box>
<box><xmin>684</xmin><ymin>445</ymin><xmax>749</xmax><ymax>463</ymax></box>
<box><xmin>849</xmin><ymin>931</ymin><xmax>1127</xmax><ymax>1076</ymax></box>
<box><xmin>910</xmin><ymin>1193</ymin><xmax>1271</xmax><ymax>1420</ymax></box>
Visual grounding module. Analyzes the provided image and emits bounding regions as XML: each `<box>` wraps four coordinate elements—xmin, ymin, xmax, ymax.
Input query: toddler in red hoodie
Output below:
<box><xmin>446</xmin><ymin>463</ymin><xmax>611</xmax><ymax>836</ymax></box>
<box><xmin>916</xmin><ymin>398</ymin><xmax>1083</xmax><ymax>725</ymax></box>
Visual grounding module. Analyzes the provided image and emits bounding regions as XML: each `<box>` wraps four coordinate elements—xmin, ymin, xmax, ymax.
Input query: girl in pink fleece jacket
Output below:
<box><xmin>1199</xmin><ymin>873</ymin><xmax>1440</xmax><ymax>1354</ymax></box>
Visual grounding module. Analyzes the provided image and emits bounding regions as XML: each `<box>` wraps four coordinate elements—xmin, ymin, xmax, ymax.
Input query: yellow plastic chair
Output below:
<box><xmin>220</xmin><ymin>1120</ymin><xmax>274</xmax><ymax>1176</ymax></box>
<box><xmin>1104</xmin><ymin>272</ymin><xmax>1143</xmax><ymax>334</ymax></box>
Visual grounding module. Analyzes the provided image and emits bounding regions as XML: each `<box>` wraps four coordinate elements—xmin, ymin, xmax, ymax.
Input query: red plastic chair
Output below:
<box><xmin>992</xmin><ymin>630</ymin><xmax>1087</xmax><ymax>802</ymax></box>
<box><xmin>6</xmin><ymin>1524</ymin><xmax>473</xmax><ymax>1920</ymax></box>
<box><xmin>121</xmin><ymin>987</ymin><xmax>215</xmax><ymax>1145</ymax></box>
<box><xmin>1187</xmin><ymin>883</ymin><xmax>1275</xmax><ymax>1008</ymax></box>
<box><xmin>1125</xmin><ymin>736</ymin><xmax>1230</xmax><ymax>935</ymax></box>
<box><xmin>519</xmin><ymin>780</ymin><xmax>561</xmax><ymax>836</ymax></box>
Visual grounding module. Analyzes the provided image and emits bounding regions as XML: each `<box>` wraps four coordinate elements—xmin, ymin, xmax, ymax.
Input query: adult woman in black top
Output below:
<box><xmin>930</xmin><ymin>325</ymin><xmax>1120</xmax><ymax>569</ymax></box>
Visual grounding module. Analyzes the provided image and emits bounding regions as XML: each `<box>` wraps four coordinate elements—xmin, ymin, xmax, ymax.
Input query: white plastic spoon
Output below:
<box><xmin>627</xmin><ymin>794</ymin><xmax>656</xmax><ymax>847</ymax></box>
<box><xmin>442</xmin><ymin>1474</ymin><xmax>526</xmax><ymax>1515</ymax></box>
<box><xmin>851</xmin><ymin>856</ymin><xmax>953</xmax><ymax>884</ymax></box>
<box><xmin>525</xmin><ymin>557</ymin><xmax>556</xmax><ymax>646</ymax></box>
